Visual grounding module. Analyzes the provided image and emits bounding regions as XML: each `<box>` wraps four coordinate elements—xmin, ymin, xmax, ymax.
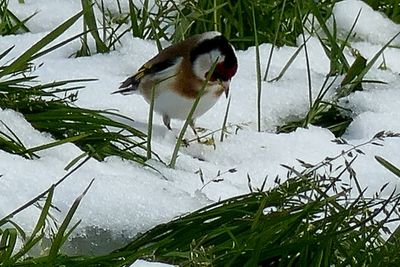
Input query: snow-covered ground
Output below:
<box><xmin>1</xmin><ymin>0</ymin><xmax>400</xmax><ymax>260</ymax></box>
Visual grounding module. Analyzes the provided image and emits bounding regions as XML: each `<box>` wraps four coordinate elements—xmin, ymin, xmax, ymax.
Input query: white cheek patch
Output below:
<box><xmin>193</xmin><ymin>49</ymin><xmax>225</xmax><ymax>79</ymax></box>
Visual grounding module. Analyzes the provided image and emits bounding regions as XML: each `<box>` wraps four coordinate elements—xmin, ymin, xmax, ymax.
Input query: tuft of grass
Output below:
<box><xmin>276</xmin><ymin>4</ymin><xmax>400</xmax><ymax>137</ymax></box>
<box><xmin>1</xmin><ymin>133</ymin><xmax>400</xmax><ymax>266</ymax></box>
<box><xmin>0</xmin><ymin>120</ymin><xmax>38</xmax><ymax>159</ymax></box>
<box><xmin>98</xmin><ymin>132</ymin><xmax>400</xmax><ymax>267</ymax></box>
<box><xmin>127</xmin><ymin>0</ymin><xmax>174</xmax><ymax>44</ymax></box>
<box><xmin>76</xmin><ymin>0</ymin><xmax>110</xmax><ymax>56</ymax></box>
<box><xmin>310</xmin><ymin>1</ymin><xmax>351</xmax><ymax>76</ymax></box>
<box><xmin>76</xmin><ymin>0</ymin><xmax>143</xmax><ymax>56</ymax></box>
<box><xmin>178</xmin><ymin>0</ymin><xmax>336</xmax><ymax>50</ymax></box>
<box><xmin>0</xmin><ymin>157</ymin><xmax>93</xmax><ymax>265</ymax></box>
<box><xmin>0</xmin><ymin>71</ymin><xmax>149</xmax><ymax>163</ymax></box>
<box><xmin>0</xmin><ymin>11</ymin><xmax>150</xmax><ymax>165</ymax></box>
<box><xmin>363</xmin><ymin>0</ymin><xmax>400</xmax><ymax>23</ymax></box>
<box><xmin>87</xmin><ymin>0</ymin><xmax>338</xmax><ymax>50</ymax></box>
<box><xmin>0</xmin><ymin>0</ymin><xmax>34</xmax><ymax>36</ymax></box>
<box><xmin>277</xmin><ymin>68</ymin><xmax>353</xmax><ymax>137</ymax></box>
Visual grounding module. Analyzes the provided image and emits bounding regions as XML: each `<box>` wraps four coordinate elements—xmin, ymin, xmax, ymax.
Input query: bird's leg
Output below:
<box><xmin>163</xmin><ymin>114</ymin><xmax>172</xmax><ymax>130</ymax></box>
<box><xmin>189</xmin><ymin>119</ymin><xmax>201</xmax><ymax>143</ymax></box>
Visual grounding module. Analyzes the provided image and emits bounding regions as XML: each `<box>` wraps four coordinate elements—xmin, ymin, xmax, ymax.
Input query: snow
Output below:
<box><xmin>1</xmin><ymin>0</ymin><xmax>400</xmax><ymax>261</ymax></box>
<box><xmin>332</xmin><ymin>0</ymin><xmax>400</xmax><ymax>46</ymax></box>
<box><xmin>131</xmin><ymin>260</ymin><xmax>173</xmax><ymax>267</ymax></box>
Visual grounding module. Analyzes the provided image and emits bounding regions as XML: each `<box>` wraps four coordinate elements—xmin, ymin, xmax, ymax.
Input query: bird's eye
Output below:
<box><xmin>212</xmin><ymin>71</ymin><xmax>223</xmax><ymax>81</ymax></box>
<box><xmin>205</xmin><ymin>70</ymin><xmax>220</xmax><ymax>81</ymax></box>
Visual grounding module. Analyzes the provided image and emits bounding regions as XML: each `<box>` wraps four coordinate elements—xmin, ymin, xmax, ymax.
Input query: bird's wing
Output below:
<box><xmin>114</xmin><ymin>35</ymin><xmax>200</xmax><ymax>95</ymax></box>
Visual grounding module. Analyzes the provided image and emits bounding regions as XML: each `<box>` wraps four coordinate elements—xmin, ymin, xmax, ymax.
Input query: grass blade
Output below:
<box><xmin>48</xmin><ymin>179</ymin><xmax>95</xmax><ymax>261</ymax></box>
<box><xmin>81</xmin><ymin>0</ymin><xmax>108</xmax><ymax>53</ymax></box>
<box><xmin>146</xmin><ymin>84</ymin><xmax>156</xmax><ymax>160</ymax></box>
<box><xmin>0</xmin><ymin>11</ymin><xmax>83</xmax><ymax>77</ymax></box>
<box><xmin>169</xmin><ymin>60</ymin><xmax>218</xmax><ymax>168</ymax></box>
<box><xmin>252</xmin><ymin>3</ymin><xmax>262</xmax><ymax>132</ymax></box>
<box><xmin>375</xmin><ymin>156</ymin><xmax>400</xmax><ymax>179</ymax></box>
<box><xmin>219</xmin><ymin>95</ymin><xmax>231</xmax><ymax>142</ymax></box>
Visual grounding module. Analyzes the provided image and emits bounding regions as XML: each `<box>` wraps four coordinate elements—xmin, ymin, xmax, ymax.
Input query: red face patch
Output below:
<box><xmin>209</xmin><ymin>62</ymin><xmax>238</xmax><ymax>82</ymax></box>
<box><xmin>223</xmin><ymin>63</ymin><xmax>238</xmax><ymax>80</ymax></box>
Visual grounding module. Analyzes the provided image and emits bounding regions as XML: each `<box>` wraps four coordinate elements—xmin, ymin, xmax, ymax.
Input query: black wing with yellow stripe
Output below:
<box><xmin>113</xmin><ymin>57</ymin><xmax>178</xmax><ymax>95</ymax></box>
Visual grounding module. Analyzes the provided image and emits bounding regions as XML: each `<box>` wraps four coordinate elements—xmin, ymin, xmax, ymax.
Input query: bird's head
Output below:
<box><xmin>190</xmin><ymin>32</ymin><xmax>238</xmax><ymax>96</ymax></box>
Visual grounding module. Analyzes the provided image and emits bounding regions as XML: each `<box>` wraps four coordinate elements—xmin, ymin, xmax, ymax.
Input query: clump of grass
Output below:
<box><xmin>76</xmin><ymin>0</ymin><xmax>107</xmax><ymax>56</ymax></box>
<box><xmin>127</xmin><ymin>0</ymin><xmax>176</xmax><ymax>48</ymax></box>
<box><xmin>363</xmin><ymin>0</ymin><xmax>400</xmax><ymax>23</ymax></box>
<box><xmin>88</xmin><ymin>0</ymin><xmax>337</xmax><ymax>50</ymax></box>
<box><xmin>0</xmin><ymin>157</ymin><xmax>93</xmax><ymax>265</ymax></box>
<box><xmin>0</xmin><ymin>61</ymin><xmax>148</xmax><ymax>164</ymax></box>
<box><xmin>1</xmin><ymin>132</ymin><xmax>399</xmax><ymax>266</ymax></box>
<box><xmin>276</xmin><ymin>2</ymin><xmax>400</xmax><ymax>137</ymax></box>
<box><xmin>0</xmin><ymin>0</ymin><xmax>34</xmax><ymax>36</ymax></box>
<box><xmin>177</xmin><ymin>0</ymin><xmax>336</xmax><ymax>50</ymax></box>
<box><xmin>76</xmin><ymin>0</ymin><xmax>117</xmax><ymax>56</ymax></box>
<box><xmin>74</xmin><ymin>131</ymin><xmax>399</xmax><ymax>267</ymax></box>
<box><xmin>0</xmin><ymin>11</ymin><xmax>149</xmax><ymax>164</ymax></box>
<box><xmin>0</xmin><ymin>120</ymin><xmax>38</xmax><ymax>159</ymax></box>
<box><xmin>276</xmin><ymin>73</ymin><xmax>354</xmax><ymax>137</ymax></box>
<box><xmin>76</xmin><ymin>0</ymin><xmax>158</xmax><ymax>56</ymax></box>
<box><xmin>77</xmin><ymin>0</ymin><xmax>177</xmax><ymax>55</ymax></box>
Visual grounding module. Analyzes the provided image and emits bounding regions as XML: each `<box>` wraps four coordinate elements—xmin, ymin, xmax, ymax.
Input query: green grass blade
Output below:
<box><xmin>310</xmin><ymin>1</ymin><xmax>349</xmax><ymax>73</ymax></box>
<box><xmin>31</xmin><ymin>30</ymin><xmax>92</xmax><ymax>61</ymax></box>
<box><xmin>347</xmin><ymin>31</ymin><xmax>400</xmax><ymax>91</ymax></box>
<box><xmin>169</xmin><ymin>60</ymin><xmax>218</xmax><ymax>168</ymax></box>
<box><xmin>10</xmin><ymin>186</ymin><xmax>55</xmax><ymax>262</ymax></box>
<box><xmin>220</xmin><ymin>95</ymin><xmax>231</xmax><ymax>142</ymax></box>
<box><xmin>146</xmin><ymin>84</ymin><xmax>156</xmax><ymax>160</ymax></box>
<box><xmin>0</xmin><ymin>45</ymin><xmax>14</xmax><ymax>60</ymax></box>
<box><xmin>0</xmin><ymin>228</ymin><xmax>17</xmax><ymax>263</ymax></box>
<box><xmin>269</xmin><ymin>37</ymin><xmax>309</xmax><ymax>82</ymax></box>
<box><xmin>263</xmin><ymin>0</ymin><xmax>287</xmax><ymax>81</ymax></box>
<box><xmin>48</xmin><ymin>179</ymin><xmax>95</xmax><ymax>261</ymax></box>
<box><xmin>252</xmin><ymin>3</ymin><xmax>262</xmax><ymax>132</ymax></box>
<box><xmin>7</xmin><ymin>9</ymin><xmax>35</xmax><ymax>33</ymax></box>
<box><xmin>24</xmin><ymin>133</ymin><xmax>91</xmax><ymax>154</ymax></box>
<box><xmin>0</xmin><ymin>11</ymin><xmax>83</xmax><ymax>77</ymax></box>
<box><xmin>375</xmin><ymin>156</ymin><xmax>400</xmax><ymax>179</ymax></box>
<box><xmin>81</xmin><ymin>0</ymin><xmax>108</xmax><ymax>53</ymax></box>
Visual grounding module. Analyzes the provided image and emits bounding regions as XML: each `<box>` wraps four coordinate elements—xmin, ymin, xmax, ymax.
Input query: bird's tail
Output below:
<box><xmin>112</xmin><ymin>76</ymin><xmax>139</xmax><ymax>95</ymax></box>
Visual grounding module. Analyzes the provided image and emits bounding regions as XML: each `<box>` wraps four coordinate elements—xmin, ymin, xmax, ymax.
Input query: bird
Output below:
<box><xmin>113</xmin><ymin>31</ymin><xmax>238</xmax><ymax>130</ymax></box>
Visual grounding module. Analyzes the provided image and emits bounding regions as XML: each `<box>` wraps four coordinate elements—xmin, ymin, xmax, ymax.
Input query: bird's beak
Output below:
<box><xmin>221</xmin><ymin>80</ymin><xmax>230</xmax><ymax>98</ymax></box>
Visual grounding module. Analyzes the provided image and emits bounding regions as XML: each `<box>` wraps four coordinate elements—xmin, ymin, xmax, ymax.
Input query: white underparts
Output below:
<box><xmin>153</xmin><ymin>83</ymin><xmax>223</xmax><ymax>120</ymax></box>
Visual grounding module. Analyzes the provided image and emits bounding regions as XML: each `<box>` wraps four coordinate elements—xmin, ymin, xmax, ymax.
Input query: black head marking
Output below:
<box><xmin>190</xmin><ymin>35</ymin><xmax>237</xmax><ymax>72</ymax></box>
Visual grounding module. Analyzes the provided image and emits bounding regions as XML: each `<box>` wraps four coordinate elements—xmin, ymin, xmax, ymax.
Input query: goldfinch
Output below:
<box><xmin>114</xmin><ymin>31</ymin><xmax>238</xmax><ymax>130</ymax></box>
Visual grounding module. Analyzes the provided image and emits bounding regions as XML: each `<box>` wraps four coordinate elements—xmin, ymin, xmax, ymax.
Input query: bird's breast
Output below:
<box><xmin>149</xmin><ymin>82</ymin><xmax>224</xmax><ymax>120</ymax></box>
